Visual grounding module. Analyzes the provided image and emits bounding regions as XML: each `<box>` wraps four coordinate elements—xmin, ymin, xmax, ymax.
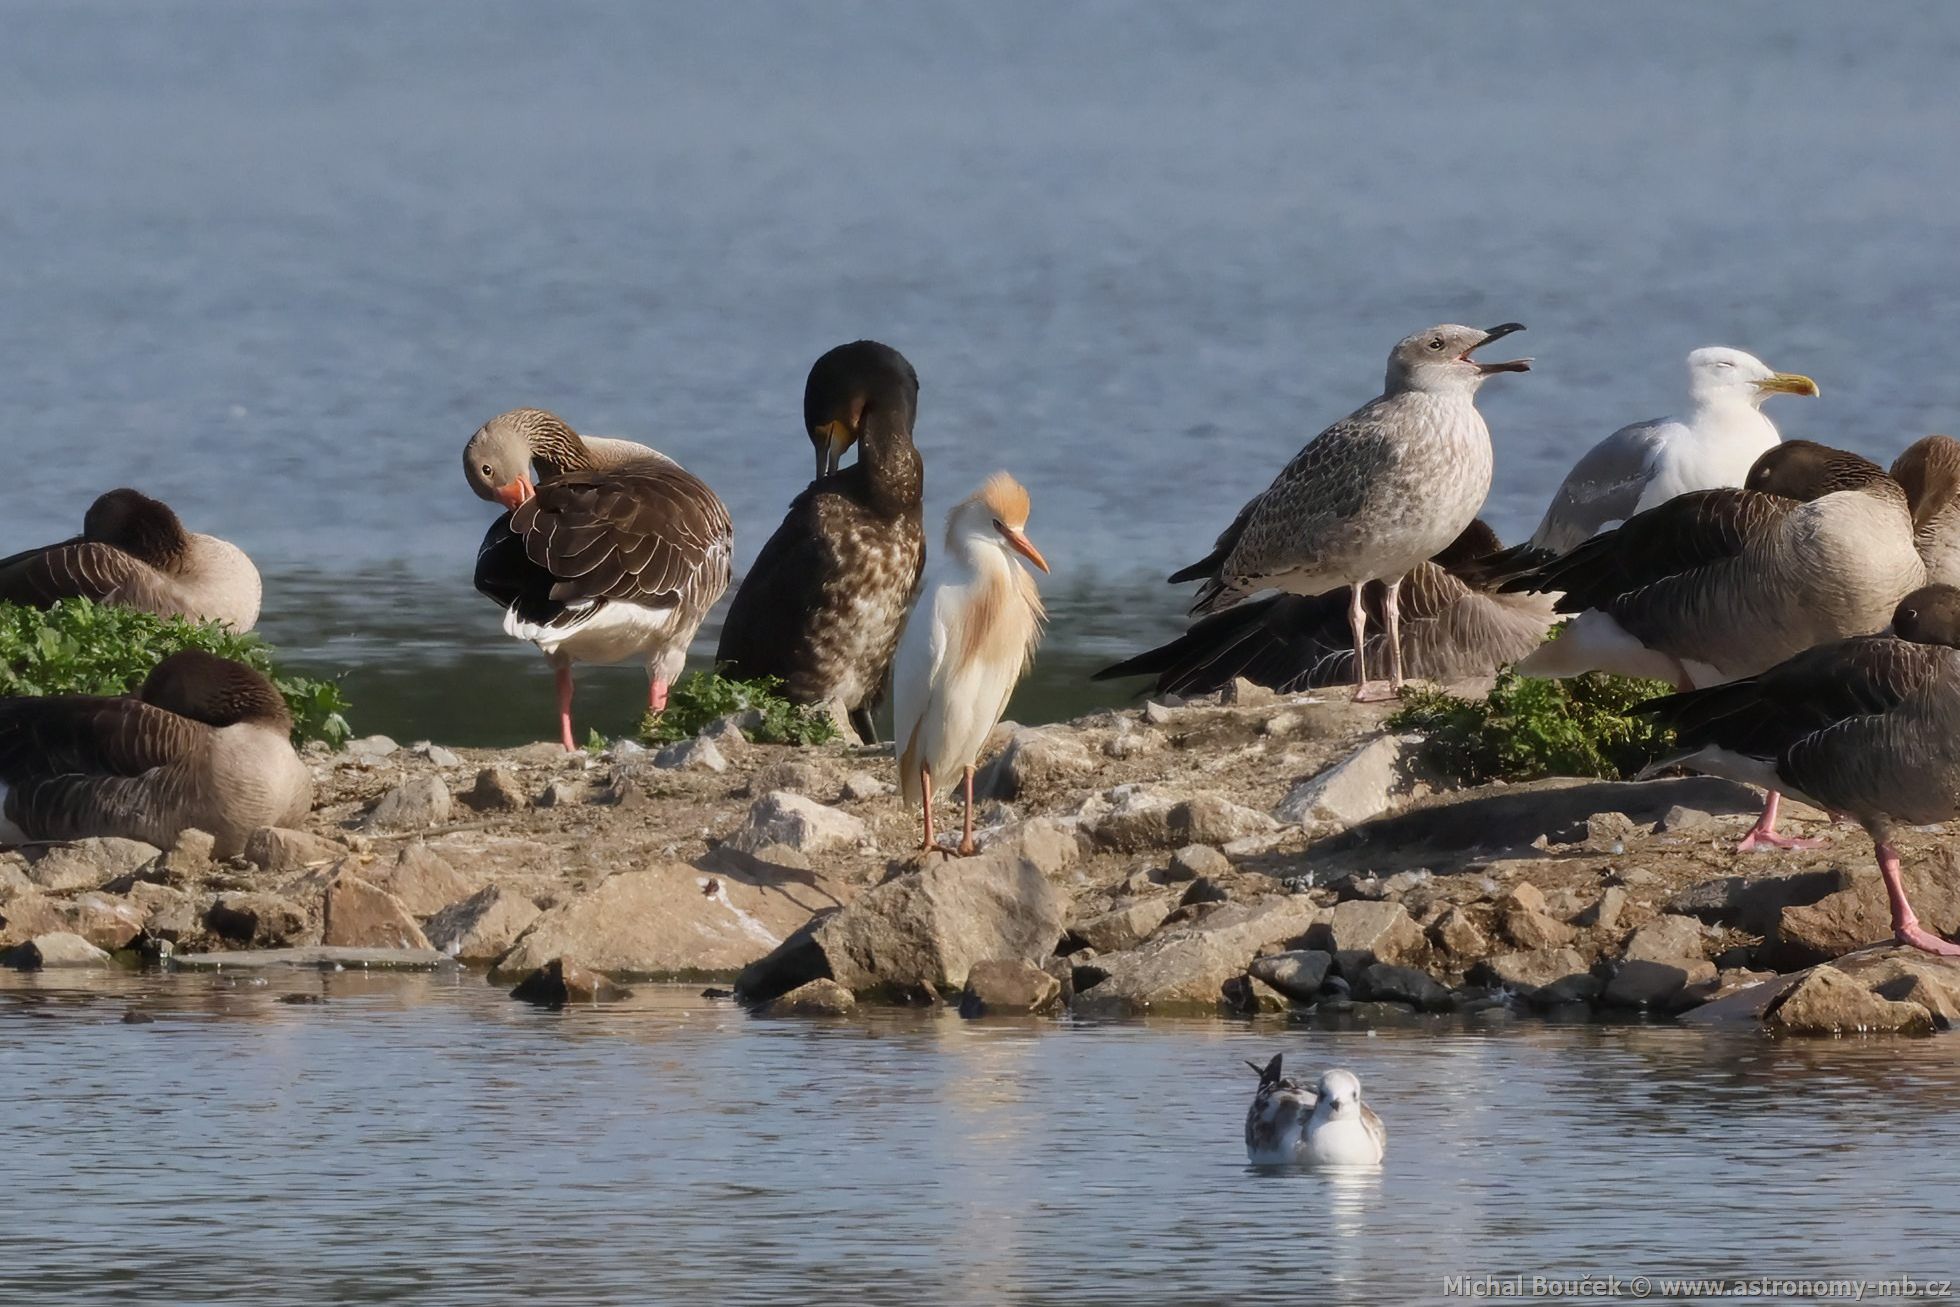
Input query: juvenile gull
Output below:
<box><xmin>1508</xmin><ymin>441</ymin><xmax>1931</xmax><ymax>850</ymax></box>
<box><xmin>1479</xmin><ymin>347</ymin><xmax>1817</xmax><ymax>577</ymax></box>
<box><xmin>1096</xmin><ymin>520</ymin><xmax>1554</xmax><ymax>697</ymax></box>
<box><xmin>1642</xmin><ymin>585</ymin><xmax>1960</xmax><ymax>956</ymax></box>
<box><xmin>1173</xmin><ymin>323</ymin><xmax>1529</xmax><ymax>700</ymax></box>
<box><xmin>1244</xmin><ymin>1056</ymin><xmax>1385</xmax><ymax>1166</ymax></box>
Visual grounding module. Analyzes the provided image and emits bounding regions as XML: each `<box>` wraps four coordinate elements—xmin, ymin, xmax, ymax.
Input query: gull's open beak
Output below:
<box><xmin>492</xmin><ymin>476</ymin><xmax>535</xmax><ymax>511</ymax></box>
<box><xmin>999</xmin><ymin>525</ymin><xmax>1050</xmax><ymax>573</ymax></box>
<box><xmin>1756</xmin><ymin>371</ymin><xmax>1820</xmax><ymax>398</ymax></box>
<box><xmin>814</xmin><ymin>419</ymin><xmax>855</xmax><ymax>481</ymax></box>
<box><xmin>1468</xmin><ymin>322</ymin><xmax>1532</xmax><ymax>374</ymax></box>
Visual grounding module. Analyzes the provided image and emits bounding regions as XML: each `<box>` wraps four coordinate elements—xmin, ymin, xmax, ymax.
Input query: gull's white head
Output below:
<box><xmin>1686</xmin><ymin>346</ymin><xmax>1820</xmax><ymax>409</ymax></box>
<box><xmin>948</xmin><ymin>471</ymin><xmax>1050</xmax><ymax>574</ymax></box>
<box><xmin>1385</xmin><ymin>323</ymin><xmax>1531</xmax><ymax>396</ymax></box>
<box><xmin>1313</xmin><ymin>1068</ymin><xmax>1366</xmax><ymax>1120</ymax></box>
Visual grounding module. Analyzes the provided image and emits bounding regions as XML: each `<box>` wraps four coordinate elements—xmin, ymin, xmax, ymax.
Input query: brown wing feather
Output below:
<box><xmin>0</xmin><ymin>540</ymin><xmax>150</xmax><ymax>608</ymax></box>
<box><xmin>511</xmin><ymin>466</ymin><xmax>732</xmax><ymax>611</ymax></box>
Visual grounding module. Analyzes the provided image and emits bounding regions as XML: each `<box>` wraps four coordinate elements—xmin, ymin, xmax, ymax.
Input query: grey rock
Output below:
<box><xmin>1074</xmin><ymin>896</ymin><xmax>1175</xmax><ymax>953</ymax></box>
<box><xmin>746</xmin><ymin>759</ymin><xmax>835</xmax><ymax>798</ymax></box>
<box><xmin>368</xmin><ymin>844</ymin><xmax>482</xmax><ymax>917</ymax></box>
<box><xmin>1472</xmin><ymin>947</ymin><xmax>1593</xmax><ymax>998</ymax></box>
<box><xmin>3</xmin><ymin>931</ymin><xmax>111</xmax><ymax>969</ymax></box>
<box><xmin>1167</xmin><ymin>844</ymin><xmax>1229</xmax><ymax>883</ymax></box>
<box><xmin>1604</xmin><ymin>958</ymin><xmax>1715</xmax><ymax>1009</ymax></box>
<box><xmin>1576</xmin><ymin>886</ymin><xmax>1630</xmax><ymax>932</ymax></box>
<box><xmin>1429</xmin><ymin>906</ymin><xmax>1488</xmax><ymax>961</ymax></box>
<box><xmin>1142</xmin><ymin>700</ymin><xmax>1177</xmax><ymax>726</ymax></box>
<box><xmin>735</xmin><ymin>850</ymin><xmax>1068</xmax><ymax>1003</ymax></box>
<box><xmin>1765</xmin><ymin>964</ymin><xmax>1934</xmax><ymax>1036</ymax></box>
<box><xmin>1274</xmin><ymin>734</ymin><xmax>1411</xmax><ymax>828</ymax></box>
<box><xmin>412</xmin><ymin>742</ymin><xmax>463</xmax><ymax>768</ymax></box>
<box><xmin>839</xmin><ymin>770</ymin><xmax>896</xmax><ymax>801</ymax></box>
<box><xmin>653</xmin><ymin>737</ymin><xmax>729</xmax><ymax>773</ymax></box>
<box><xmin>1067</xmin><ymin>897</ymin><xmax>1325</xmax><ymax>1016</ymax></box>
<box><xmin>342</xmin><ymin>734</ymin><xmax>400</xmax><ymax>761</ymax></box>
<box><xmin>322</xmin><ymin>869</ymin><xmax>431</xmax><ymax>950</ymax></box>
<box><xmin>1655</xmin><ymin>805</ymin><xmax>1714</xmax><ymax>834</ymax></box>
<box><xmin>1221</xmin><ymin>972</ymin><xmax>1293</xmax><ymax>1013</ymax></box>
<box><xmin>1530</xmin><ymin>971</ymin><xmax>1604</xmax><ymax>1007</ymax></box>
<box><xmin>424</xmin><ymin>885</ymin><xmax>542</xmax><ymax>962</ymax></box>
<box><xmin>459</xmin><ymin>767</ymin><xmax>528</xmax><ymax>813</ymax></box>
<box><xmin>1667</xmin><ymin>867</ymin><xmax>1856</xmax><ymax>936</ymax></box>
<box><xmin>959</xmin><ymin>959</ymin><xmax>1062</xmax><ymax>1016</ymax></box>
<box><xmin>168</xmin><ymin>946</ymin><xmax>454</xmax><ymax>971</ymax></box>
<box><xmin>161</xmin><ymin>828</ymin><xmax>217</xmax><ymax>877</ymax></box>
<box><xmin>974</xmin><ymin>728</ymin><xmax>1098</xmax><ymax>800</ymax></box>
<box><xmin>532</xmin><ymin>779</ymin><xmax>587</xmax><ymax>809</ymax></box>
<box><xmin>761</xmin><ymin>978</ymin><xmax>857</xmax><ymax>1017</ymax></box>
<box><xmin>724</xmin><ymin>792</ymin><xmax>867</xmax><ymax>855</ymax></box>
<box><xmin>364</xmin><ymin>777</ymin><xmax>453</xmax><ymax>831</ymax></box>
<box><xmin>125</xmin><ymin>882</ymin><xmax>198</xmax><ymax>943</ymax></box>
<box><xmin>1318</xmin><ymin>899</ymin><xmax>1425</xmax><ymax>976</ymax></box>
<box><xmin>1623</xmin><ymin>913</ymin><xmax>1710</xmax><ymax>965</ymax></box>
<box><xmin>1357</xmin><ymin>963</ymin><xmax>1454</xmax><ymax>1012</ymax></box>
<box><xmin>205</xmin><ymin>890</ymin><xmax>310</xmax><ymax>947</ymax></box>
<box><xmin>65</xmin><ymin>893</ymin><xmax>145</xmax><ymax>951</ymax></box>
<box><xmin>25</xmin><ymin>837</ymin><xmax>162</xmax><ymax>892</ymax></box>
<box><xmin>509</xmin><ymin>957</ymin><xmax>632</xmax><ymax>1006</ymax></box>
<box><xmin>1221</xmin><ymin>676</ymin><xmax>1276</xmax><ymax>707</ymax></box>
<box><xmin>242</xmin><ymin>825</ymin><xmax>348</xmax><ymax>873</ymax></box>
<box><xmin>980</xmin><ymin>817</ymin><xmax>1081</xmax><ymax>878</ymax></box>
<box><xmin>1247</xmin><ymin>949</ymin><xmax>1333</xmax><ymax>1002</ymax></box>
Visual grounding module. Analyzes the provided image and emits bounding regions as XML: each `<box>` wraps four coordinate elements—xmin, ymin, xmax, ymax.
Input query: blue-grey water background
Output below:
<box><xmin>7</xmin><ymin>0</ymin><xmax>1960</xmax><ymax>742</ymax></box>
<box><xmin>4</xmin><ymin>969</ymin><xmax>1959</xmax><ymax>1306</ymax></box>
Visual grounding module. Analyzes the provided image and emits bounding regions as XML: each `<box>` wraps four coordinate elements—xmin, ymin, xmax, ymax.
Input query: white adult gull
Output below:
<box><xmin>1172</xmin><ymin>323</ymin><xmax>1529</xmax><ymax>701</ymax></box>
<box><xmin>1479</xmin><ymin>347</ymin><xmax>1817</xmax><ymax>576</ymax></box>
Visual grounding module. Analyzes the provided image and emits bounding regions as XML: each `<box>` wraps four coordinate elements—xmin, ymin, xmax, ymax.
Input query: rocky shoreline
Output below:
<box><xmin>4</xmin><ymin>682</ymin><xmax>1958</xmax><ymax>1036</ymax></box>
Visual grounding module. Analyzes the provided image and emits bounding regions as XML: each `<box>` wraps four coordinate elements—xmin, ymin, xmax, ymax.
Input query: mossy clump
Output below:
<box><xmin>0</xmin><ymin>598</ymin><xmax>353</xmax><ymax>748</ymax></box>
<box><xmin>639</xmin><ymin>670</ymin><xmax>840</xmax><ymax>747</ymax></box>
<box><xmin>1388</xmin><ymin>670</ymin><xmax>1676</xmax><ymax>786</ymax></box>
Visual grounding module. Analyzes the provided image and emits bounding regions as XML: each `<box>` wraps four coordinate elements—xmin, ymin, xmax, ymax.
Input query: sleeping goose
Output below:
<box><xmin>1507</xmin><ymin>440</ymin><xmax>1927</xmax><ymax>851</ymax></box>
<box><xmin>465</xmin><ymin>407</ymin><xmax>733</xmax><ymax>752</ymax></box>
<box><xmin>716</xmin><ymin>341</ymin><xmax>927</xmax><ymax>743</ymax></box>
<box><xmin>1472</xmin><ymin>347</ymin><xmax>1817</xmax><ymax>580</ymax></box>
<box><xmin>0</xmin><ymin>650</ymin><xmax>311</xmax><ymax>857</ymax></box>
<box><xmin>1094</xmin><ymin>520</ymin><xmax>1554</xmax><ymax>698</ymax></box>
<box><xmin>1642</xmin><ymin>585</ymin><xmax>1960</xmax><ymax>956</ymax></box>
<box><xmin>1890</xmin><ymin>435</ymin><xmax>1960</xmax><ymax>587</ymax></box>
<box><xmin>0</xmin><ymin>489</ymin><xmax>262</xmax><ymax>631</ymax></box>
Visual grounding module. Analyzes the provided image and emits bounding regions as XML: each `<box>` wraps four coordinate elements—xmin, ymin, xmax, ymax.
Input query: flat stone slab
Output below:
<box><xmin>169</xmin><ymin>946</ymin><xmax>456</xmax><ymax>972</ymax></box>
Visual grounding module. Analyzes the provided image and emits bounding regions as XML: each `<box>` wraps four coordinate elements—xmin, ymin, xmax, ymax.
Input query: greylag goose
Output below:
<box><xmin>1171</xmin><ymin>323</ymin><xmax>1529</xmax><ymax>701</ymax></box>
<box><xmin>465</xmin><ymin>408</ymin><xmax>733</xmax><ymax>752</ymax></box>
<box><xmin>1642</xmin><ymin>584</ymin><xmax>1960</xmax><ymax>956</ymax></box>
<box><xmin>1508</xmin><ymin>440</ymin><xmax>1926</xmax><ymax>850</ymax></box>
<box><xmin>893</xmin><ymin>473</ymin><xmax>1048</xmax><ymax>855</ymax></box>
<box><xmin>1095</xmin><ymin>520</ymin><xmax>1553</xmax><ymax>698</ymax></box>
<box><xmin>0</xmin><ymin>650</ymin><xmax>310</xmax><ymax>857</ymax></box>
<box><xmin>716</xmin><ymin>341</ymin><xmax>926</xmax><ymax>743</ymax></box>
<box><xmin>1890</xmin><ymin>435</ymin><xmax>1960</xmax><ymax>587</ymax></box>
<box><xmin>0</xmin><ymin>489</ymin><xmax>262</xmax><ymax>631</ymax></box>
<box><xmin>1472</xmin><ymin>348</ymin><xmax>1816</xmax><ymax>579</ymax></box>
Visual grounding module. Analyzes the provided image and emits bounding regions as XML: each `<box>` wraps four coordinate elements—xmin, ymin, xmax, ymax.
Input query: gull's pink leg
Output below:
<box><xmin>1735</xmin><ymin>790</ymin><xmax>1825</xmax><ymax>853</ymax></box>
<box><xmin>1349</xmin><ymin>583</ymin><xmax>1394</xmax><ymax>702</ymax></box>
<box><xmin>555</xmin><ymin>665</ymin><xmax>577</xmax><ymax>753</ymax></box>
<box><xmin>1878</xmin><ymin>840</ymin><xmax>1960</xmax><ymax>956</ymax></box>
<box><xmin>920</xmin><ymin>763</ymin><xmax>936</xmax><ymax>853</ymax></box>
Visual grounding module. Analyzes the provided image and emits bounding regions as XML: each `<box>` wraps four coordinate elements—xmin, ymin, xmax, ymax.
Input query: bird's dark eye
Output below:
<box><xmin>1428</xmin><ymin>337</ymin><xmax>1445</xmax><ymax>351</ymax></box>
<box><xmin>991</xmin><ymin>518</ymin><xmax>1005</xmax><ymax>531</ymax></box>
<box><xmin>481</xmin><ymin>463</ymin><xmax>494</xmax><ymax>477</ymax></box>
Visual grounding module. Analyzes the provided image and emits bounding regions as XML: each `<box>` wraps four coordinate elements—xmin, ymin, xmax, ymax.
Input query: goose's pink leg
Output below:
<box><xmin>556</xmin><ymin>666</ymin><xmax>577</xmax><ymax>753</ymax></box>
<box><xmin>1879</xmin><ymin>841</ymin><xmax>1960</xmax><ymax>956</ymax></box>
<box><xmin>648</xmin><ymin>678</ymin><xmax>669</xmax><ymax>713</ymax></box>
<box><xmin>1735</xmin><ymin>790</ymin><xmax>1824</xmax><ymax>853</ymax></box>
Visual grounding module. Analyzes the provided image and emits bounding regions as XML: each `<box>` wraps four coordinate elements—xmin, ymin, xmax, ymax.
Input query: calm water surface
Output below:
<box><xmin>6</xmin><ymin>2</ymin><xmax>1960</xmax><ymax>741</ymax></box>
<box><xmin>3</xmin><ymin>969</ymin><xmax>1957</xmax><ymax>1305</ymax></box>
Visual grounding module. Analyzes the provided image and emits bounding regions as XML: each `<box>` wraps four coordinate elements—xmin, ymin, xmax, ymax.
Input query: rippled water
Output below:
<box><xmin>8</xmin><ymin>2</ymin><xmax>1960</xmax><ymax>742</ymax></box>
<box><xmin>4</xmin><ymin>969</ymin><xmax>1957</xmax><ymax>1304</ymax></box>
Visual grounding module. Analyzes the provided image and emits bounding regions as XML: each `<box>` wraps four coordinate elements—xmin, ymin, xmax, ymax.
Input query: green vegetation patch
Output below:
<box><xmin>0</xmin><ymin>598</ymin><xmax>353</xmax><ymax>748</ymax></box>
<box><xmin>639</xmin><ymin>669</ymin><xmax>840</xmax><ymax>747</ymax></box>
<box><xmin>1388</xmin><ymin>670</ymin><xmax>1676</xmax><ymax>786</ymax></box>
